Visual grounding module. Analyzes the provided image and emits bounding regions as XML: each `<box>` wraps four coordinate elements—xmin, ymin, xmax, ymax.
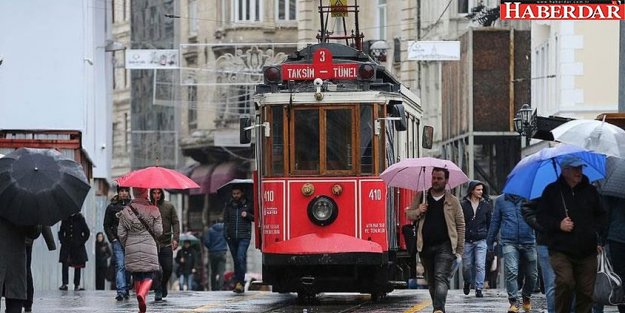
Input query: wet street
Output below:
<box><xmin>8</xmin><ymin>288</ymin><xmax>621</xmax><ymax>312</ymax></box>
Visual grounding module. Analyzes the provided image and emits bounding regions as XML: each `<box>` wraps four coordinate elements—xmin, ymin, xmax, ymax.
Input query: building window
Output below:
<box><xmin>377</xmin><ymin>0</ymin><xmax>386</xmax><ymax>40</ymax></box>
<box><xmin>233</xmin><ymin>0</ymin><xmax>262</xmax><ymax>22</ymax></box>
<box><xmin>188</xmin><ymin>0</ymin><xmax>198</xmax><ymax>36</ymax></box>
<box><xmin>188</xmin><ymin>85</ymin><xmax>197</xmax><ymax>130</ymax></box>
<box><xmin>533</xmin><ymin>42</ymin><xmax>550</xmax><ymax>110</ymax></box>
<box><xmin>458</xmin><ymin>0</ymin><xmax>475</xmax><ymax>14</ymax></box>
<box><xmin>276</xmin><ymin>0</ymin><xmax>296</xmax><ymax>21</ymax></box>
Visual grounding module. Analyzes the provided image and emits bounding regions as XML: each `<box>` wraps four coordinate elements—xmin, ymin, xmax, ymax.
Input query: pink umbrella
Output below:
<box><xmin>380</xmin><ymin>157</ymin><xmax>469</xmax><ymax>192</ymax></box>
<box><xmin>115</xmin><ymin>166</ymin><xmax>200</xmax><ymax>189</ymax></box>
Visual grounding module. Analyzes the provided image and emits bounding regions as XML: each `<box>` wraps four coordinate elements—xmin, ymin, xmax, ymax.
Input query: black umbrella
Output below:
<box><xmin>0</xmin><ymin>148</ymin><xmax>91</xmax><ymax>226</ymax></box>
<box><xmin>217</xmin><ymin>178</ymin><xmax>254</xmax><ymax>206</ymax></box>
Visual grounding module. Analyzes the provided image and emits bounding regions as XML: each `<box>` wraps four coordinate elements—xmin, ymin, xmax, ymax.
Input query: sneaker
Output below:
<box><xmin>507</xmin><ymin>304</ymin><xmax>519</xmax><ymax>313</ymax></box>
<box><xmin>115</xmin><ymin>295</ymin><xmax>124</xmax><ymax>301</ymax></box>
<box><xmin>433</xmin><ymin>310</ymin><xmax>444</xmax><ymax>313</ymax></box>
<box><xmin>233</xmin><ymin>282</ymin><xmax>244</xmax><ymax>293</ymax></box>
<box><xmin>123</xmin><ymin>293</ymin><xmax>130</xmax><ymax>300</ymax></box>
<box><xmin>59</xmin><ymin>284</ymin><xmax>68</xmax><ymax>291</ymax></box>
<box><xmin>155</xmin><ymin>290</ymin><xmax>163</xmax><ymax>302</ymax></box>
<box><xmin>475</xmin><ymin>289</ymin><xmax>483</xmax><ymax>298</ymax></box>
<box><xmin>522</xmin><ymin>297</ymin><xmax>531</xmax><ymax>311</ymax></box>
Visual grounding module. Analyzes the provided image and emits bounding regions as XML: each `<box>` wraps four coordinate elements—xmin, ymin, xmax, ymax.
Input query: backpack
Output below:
<box><xmin>593</xmin><ymin>249</ymin><xmax>625</xmax><ymax>305</ymax></box>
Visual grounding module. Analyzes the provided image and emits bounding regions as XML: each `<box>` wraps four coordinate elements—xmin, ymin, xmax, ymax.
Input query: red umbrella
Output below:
<box><xmin>115</xmin><ymin>166</ymin><xmax>200</xmax><ymax>189</ymax></box>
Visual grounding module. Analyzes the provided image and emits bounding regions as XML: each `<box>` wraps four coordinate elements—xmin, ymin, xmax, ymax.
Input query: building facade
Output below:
<box><xmin>0</xmin><ymin>0</ymin><xmax>113</xmax><ymax>290</ymax></box>
<box><xmin>531</xmin><ymin>21</ymin><xmax>619</xmax><ymax>120</ymax></box>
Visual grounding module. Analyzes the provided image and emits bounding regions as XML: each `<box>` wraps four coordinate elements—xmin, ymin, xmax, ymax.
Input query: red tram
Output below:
<box><xmin>240</xmin><ymin>1</ymin><xmax>432</xmax><ymax>301</ymax></box>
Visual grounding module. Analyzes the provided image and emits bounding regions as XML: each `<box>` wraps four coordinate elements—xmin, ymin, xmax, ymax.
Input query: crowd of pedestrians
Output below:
<box><xmin>408</xmin><ymin>155</ymin><xmax>623</xmax><ymax>313</ymax></box>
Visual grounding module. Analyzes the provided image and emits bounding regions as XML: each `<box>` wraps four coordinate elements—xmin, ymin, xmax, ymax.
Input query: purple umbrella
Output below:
<box><xmin>380</xmin><ymin>157</ymin><xmax>469</xmax><ymax>192</ymax></box>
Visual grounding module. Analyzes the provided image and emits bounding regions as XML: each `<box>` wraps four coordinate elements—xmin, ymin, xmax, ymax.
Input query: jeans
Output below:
<box><xmin>502</xmin><ymin>242</ymin><xmax>538</xmax><ymax>303</ymax></box>
<box><xmin>178</xmin><ymin>273</ymin><xmax>194</xmax><ymax>290</ymax></box>
<box><xmin>419</xmin><ymin>241</ymin><xmax>455</xmax><ymax>312</ymax></box>
<box><xmin>209</xmin><ymin>251</ymin><xmax>227</xmax><ymax>291</ymax></box>
<box><xmin>463</xmin><ymin>239</ymin><xmax>487</xmax><ymax>290</ymax></box>
<box><xmin>227</xmin><ymin>238</ymin><xmax>251</xmax><ymax>285</ymax></box>
<box><xmin>537</xmin><ymin>245</ymin><xmax>556</xmax><ymax>313</ymax></box>
<box><xmin>112</xmin><ymin>240</ymin><xmax>127</xmax><ymax>296</ymax></box>
<box><xmin>154</xmin><ymin>246</ymin><xmax>173</xmax><ymax>295</ymax></box>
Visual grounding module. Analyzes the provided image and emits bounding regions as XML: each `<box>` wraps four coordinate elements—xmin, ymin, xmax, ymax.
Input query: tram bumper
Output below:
<box><xmin>264</xmin><ymin>233</ymin><xmax>383</xmax><ymax>257</ymax></box>
<box><xmin>262</xmin><ymin>233</ymin><xmax>390</xmax><ymax>293</ymax></box>
<box><xmin>264</xmin><ymin>233</ymin><xmax>385</xmax><ymax>265</ymax></box>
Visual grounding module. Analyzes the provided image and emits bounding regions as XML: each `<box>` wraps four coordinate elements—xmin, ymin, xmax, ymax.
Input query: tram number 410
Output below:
<box><xmin>368</xmin><ymin>189</ymin><xmax>383</xmax><ymax>201</ymax></box>
<box><xmin>263</xmin><ymin>190</ymin><xmax>275</xmax><ymax>202</ymax></box>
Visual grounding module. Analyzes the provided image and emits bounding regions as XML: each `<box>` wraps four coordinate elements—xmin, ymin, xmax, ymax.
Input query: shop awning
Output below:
<box><xmin>187</xmin><ymin>162</ymin><xmax>240</xmax><ymax>195</ymax></box>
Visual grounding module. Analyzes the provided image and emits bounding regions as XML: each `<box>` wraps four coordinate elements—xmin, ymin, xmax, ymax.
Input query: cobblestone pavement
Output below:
<box><xmin>4</xmin><ymin>288</ymin><xmax>621</xmax><ymax>312</ymax></box>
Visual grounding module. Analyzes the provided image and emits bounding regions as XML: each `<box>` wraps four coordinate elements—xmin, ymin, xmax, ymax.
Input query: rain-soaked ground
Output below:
<box><xmin>5</xmin><ymin>288</ymin><xmax>621</xmax><ymax>312</ymax></box>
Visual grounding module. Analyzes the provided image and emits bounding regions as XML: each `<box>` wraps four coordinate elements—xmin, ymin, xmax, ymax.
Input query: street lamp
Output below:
<box><xmin>513</xmin><ymin>103</ymin><xmax>537</xmax><ymax>146</ymax></box>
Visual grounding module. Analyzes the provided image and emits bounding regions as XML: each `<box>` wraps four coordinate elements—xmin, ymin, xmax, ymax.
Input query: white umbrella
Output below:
<box><xmin>551</xmin><ymin>119</ymin><xmax>625</xmax><ymax>157</ymax></box>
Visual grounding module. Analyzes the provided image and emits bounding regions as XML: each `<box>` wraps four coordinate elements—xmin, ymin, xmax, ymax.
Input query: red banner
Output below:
<box><xmin>500</xmin><ymin>3</ymin><xmax>625</xmax><ymax>20</ymax></box>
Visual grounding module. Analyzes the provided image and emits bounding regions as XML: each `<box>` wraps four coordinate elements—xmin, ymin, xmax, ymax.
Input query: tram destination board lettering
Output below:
<box><xmin>282</xmin><ymin>63</ymin><xmax>359</xmax><ymax>80</ymax></box>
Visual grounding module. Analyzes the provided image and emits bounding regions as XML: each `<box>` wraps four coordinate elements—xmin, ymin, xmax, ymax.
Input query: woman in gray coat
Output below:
<box><xmin>117</xmin><ymin>187</ymin><xmax>162</xmax><ymax>313</ymax></box>
<box><xmin>0</xmin><ymin>217</ymin><xmax>39</xmax><ymax>313</ymax></box>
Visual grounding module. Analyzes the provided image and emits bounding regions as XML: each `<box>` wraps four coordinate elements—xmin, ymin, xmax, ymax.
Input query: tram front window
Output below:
<box><xmin>326</xmin><ymin>109</ymin><xmax>352</xmax><ymax>170</ymax></box>
<box><xmin>360</xmin><ymin>105</ymin><xmax>373</xmax><ymax>174</ymax></box>
<box><xmin>294</xmin><ymin>110</ymin><xmax>320</xmax><ymax>171</ymax></box>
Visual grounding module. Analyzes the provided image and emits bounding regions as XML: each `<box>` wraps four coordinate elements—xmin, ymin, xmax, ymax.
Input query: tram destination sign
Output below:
<box><xmin>281</xmin><ymin>48</ymin><xmax>360</xmax><ymax>80</ymax></box>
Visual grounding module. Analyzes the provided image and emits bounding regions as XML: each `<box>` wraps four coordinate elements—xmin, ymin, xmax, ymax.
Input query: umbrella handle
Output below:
<box><xmin>421</xmin><ymin>167</ymin><xmax>427</xmax><ymax>205</ymax></box>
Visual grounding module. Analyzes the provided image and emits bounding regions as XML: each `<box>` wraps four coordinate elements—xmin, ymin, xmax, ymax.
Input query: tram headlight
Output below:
<box><xmin>264</xmin><ymin>66</ymin><xmax>281</xmax><ymax>84</ymax></box>
<box><xmin>307</xmin><ymin>195</ymin><xmax>338</xmax><ymax>226</ymax></box>
<box><xmin>358</xmin><ymin>64</ymin><xmax>375</xmax><ymax>81</ymax></box>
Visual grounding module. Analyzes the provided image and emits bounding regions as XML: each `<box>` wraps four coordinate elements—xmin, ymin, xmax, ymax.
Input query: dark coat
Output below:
<box><xmin>95</xmin><ymin>240</ymin><xmax>111</xmax><ymax>268</ymax></box>
<box><xmin>103</xmin><ymin>195</ymin><xmax>131</xmax><ymax>243</ymax></box>
<box><xmin>537</xmin><ymin>175</ymin><xmax>607</xmax><ymax>258</ymax></box>
<box><xmin>461</xmin><ymin>181</ymin><xmax>492</xmax><ymax>242</ymax></box>
<box><xmin>520</xmin><ymin>199</ymin><xmax>549</xmax><ymax>246</ymax></box>
<box><xmin>58</xmin><ymin>213</ymin><xmax>90</xmax><ymax>267</ymax></box>
<box><xmin>0</xmin><ymin>218</ymin><xmax>39</xmax><ymax>300</ymax></box>
<box><xmin>151</xmin><ymin>192</ymin><xmax>180</xmax><ymax>248</ymax></box>
<box><xmin>223</xmin><ymin>198</ymin><xmax>254</xmax><ymax>241</ymax></box>
<box><xmin>175</xmin><ymin>247</ymin><xmax>196</xmax><ymax>275</ymax></box>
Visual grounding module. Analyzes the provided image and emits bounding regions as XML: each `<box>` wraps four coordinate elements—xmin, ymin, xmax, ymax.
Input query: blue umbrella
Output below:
<box><xmin>503</xmin><ymin>144</ymin><xmax>606</xmax><ymax>200</ymax></box>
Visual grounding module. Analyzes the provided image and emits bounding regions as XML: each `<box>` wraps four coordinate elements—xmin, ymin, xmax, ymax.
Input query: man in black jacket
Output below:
<box><xmin>537</xmin><ymin>155</ymin><xmax>607</xmax><ymax>313</ymax></box>
<box><xmin>103</xmin><ymin>185</ymin><xmax>131</xmax><ymax>301</ymax></box>
<box><xmin>223</xmin><ymin>185</ymin><xmax>254</xmax><ymax>293</ymax></box>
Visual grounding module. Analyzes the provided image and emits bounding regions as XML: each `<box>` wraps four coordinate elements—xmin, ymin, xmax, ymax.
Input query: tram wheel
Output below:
<box><xmin>297</xmin><ymin>292</ymin><xmax>317</xmax><ymax>304</ymax></box>
<box><xmin>370</xmin><ymin>291</ymin><xmax>386</xmax><ymax>302</ymax></box>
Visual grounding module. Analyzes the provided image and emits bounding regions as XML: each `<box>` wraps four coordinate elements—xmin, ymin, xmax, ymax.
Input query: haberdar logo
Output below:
<box><xmin>500</xmin><ymin>1</ymin><xmax>625</xmax><ymax>20</ymax></box>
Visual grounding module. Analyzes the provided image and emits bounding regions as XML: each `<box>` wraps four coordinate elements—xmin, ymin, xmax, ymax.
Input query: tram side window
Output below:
<box><xmin>326</xmin><ymin>109</ymin><xmax>352</xmax><ymax>171</ymax></box>
<box><xmin>360</xmin><ymin>105</ymin><xmax>373</xmax><ymax>174</ymax></box>
<box><xmin>294</xmin><ymin>110</ymin><xmax>320</xmax><ymax>171</ymax></box>
<box><xmin>272</xmin><ymin>106</ymin><xmax>284</xmax><ymax>175</ymax></box>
